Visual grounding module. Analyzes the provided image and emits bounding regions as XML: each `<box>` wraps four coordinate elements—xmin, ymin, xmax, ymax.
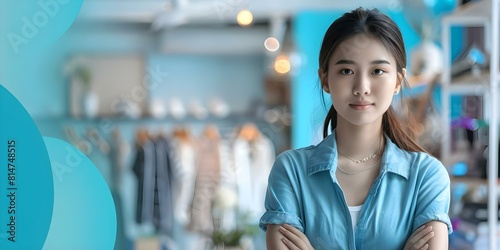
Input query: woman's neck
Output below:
<box><xmin>335</xmin><ymin>118</ymin><xmax>384</xmax><ymax>159</ymax></box>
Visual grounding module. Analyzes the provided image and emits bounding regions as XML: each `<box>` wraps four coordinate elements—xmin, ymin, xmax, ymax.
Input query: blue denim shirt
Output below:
<box><xmin>259</xmin><ymin>132</ymin><xmax>452</xmax><ymax>249</ymax></box>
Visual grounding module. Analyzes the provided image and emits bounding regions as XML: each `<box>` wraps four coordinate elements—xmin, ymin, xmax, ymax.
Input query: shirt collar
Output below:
<box><xmin>307</xmin><ymin>130</ymin><xmax>411</xmax><ymax>179</ymax></box>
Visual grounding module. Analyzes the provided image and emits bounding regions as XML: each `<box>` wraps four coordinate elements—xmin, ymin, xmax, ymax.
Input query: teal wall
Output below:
<box><xmin>1</xmin><ymin>22</ymin><xmax>266</xmax><ymax>125</ymax></box>
<box><xmin>148</xmin><ymin>54</ymin><xmax>265</xmax><ymax>114</ymax></box>
<box><xmin>0</xmin><ymin>22</ymin><xmax>268</xmax><ymax>190</ymax></box>
<box><xmin>0</xmin><ymin>23</ymin><xmax>155</xmax><ymax>120</ymax></box>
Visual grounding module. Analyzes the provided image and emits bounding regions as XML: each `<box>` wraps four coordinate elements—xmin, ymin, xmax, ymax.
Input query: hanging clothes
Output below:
<box><xmin>233</xmin><ymin>123</ymin><xmax>275</xmax><ymax>223</ymax></box>
<box><xmin>188</xmin><ymin>125</ymin><xmax>222</xmax><ymax>233</ymax></box>
<box><xmin>152</xmin><ymin>135</ymin><xmax>177</xmax><ymax>235</ymax></box>
<box><xmin>216</xmin><ymin>137</ymin><xmax>238</xmax><ymax>231</ymax></box>
<box><xmin>132</xmin><ymin>129</ymin><xmax>156</xmax><ymax>228</ymax></box>
<box><xmin>132</xmin><ymin>129</ymin><xmax>177</xmax><ymax>235</ymax></box>
<box><xmin>171</xmin><ymin>128</ymin><xmax>197</xmax><ymax>226</ymax></box>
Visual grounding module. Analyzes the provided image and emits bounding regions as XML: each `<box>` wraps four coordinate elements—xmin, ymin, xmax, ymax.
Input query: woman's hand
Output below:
<box><xmin>403</xmin><ymin>225</ymin><xmax>434</xmax><ymax>250</ymax></box>
<box><xmin>279</xmin><ymin>224</ymin><xmax>314</xmax><ymax>250</ymax></box>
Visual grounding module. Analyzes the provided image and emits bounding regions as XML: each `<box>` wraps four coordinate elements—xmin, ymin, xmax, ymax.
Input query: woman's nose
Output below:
<box><xmin>353</xmin><ymin>74</ymin><xmax>370</xmax><ymax>95</ymax></box>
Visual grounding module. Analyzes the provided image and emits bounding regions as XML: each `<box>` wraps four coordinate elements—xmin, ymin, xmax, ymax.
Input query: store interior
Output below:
<box><xmin>1</xmin><ymin>0</ymin><xmax>499</xmax><ymax>249</ymax></box>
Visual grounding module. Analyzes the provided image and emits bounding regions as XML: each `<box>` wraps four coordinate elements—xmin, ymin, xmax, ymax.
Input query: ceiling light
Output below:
<box><xmin>236</xmin><ymin>10</ymin><xmax>253</xmax><ymax>26</ymax></box>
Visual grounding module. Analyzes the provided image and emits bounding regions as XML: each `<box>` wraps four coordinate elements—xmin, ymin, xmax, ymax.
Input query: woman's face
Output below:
<box><xmin>321</xmin><ymin>34</ymin><xmax>404</xmax><ymax>127</ymax></box>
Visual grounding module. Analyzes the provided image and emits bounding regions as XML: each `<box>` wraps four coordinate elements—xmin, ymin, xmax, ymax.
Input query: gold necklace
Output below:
<box><xmin>338</xmin><ymin>151</ymin><xmax>378</xmax><ymax>164</ymax></box>
<box><xmin>338</xmin><ymin>138</ymin><xmax>383</xmax><ymax>164</ymax></box>
<box><xmin>337</xmin><ymin>156</ymin><xmax>382</xmax><ymax>175</ymax></box>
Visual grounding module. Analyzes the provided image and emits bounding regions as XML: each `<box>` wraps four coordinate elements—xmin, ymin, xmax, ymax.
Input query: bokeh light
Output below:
<box><xmin>264</xmin><ymin>37</ymin><xmax>280</xmax><ymax>52</ymax></box>
<box><xmin>274</xmin><ymin>55</ymin><xmax>290</xmax><ymax>74</ymax></box>
<box><xmin>236</xmin><ymin>10</ymin><xmax>253</xmax><ymax>26</ymax></box>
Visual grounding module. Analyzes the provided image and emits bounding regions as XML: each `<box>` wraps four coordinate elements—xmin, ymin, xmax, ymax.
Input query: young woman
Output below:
<box><xmin>260</xmin><ymin>8</ymin><xmax>452</xmax><ymax>249</ymax></box>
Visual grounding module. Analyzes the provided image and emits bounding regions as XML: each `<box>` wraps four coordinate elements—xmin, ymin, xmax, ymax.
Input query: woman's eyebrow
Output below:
<box><xmin>334</xmin><ymin>59</ymin><xmax>391</xmax><ymax>65</ymax></box>
<box><xmin>371</xmin><ymin>60</ymin><xmax>391</xmax><ymax>65</ymax></box>
<box><xmin>334</xmin><ymin>59</ymin><xmax>355</xmax><ymax>65</ymax></box>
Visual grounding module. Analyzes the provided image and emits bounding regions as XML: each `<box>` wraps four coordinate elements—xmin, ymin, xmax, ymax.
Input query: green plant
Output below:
<box><xmin>73</xmin><ymin>65</ymin><xmax>91</xmax><ymax>90</ymax></box>
<box><xmin>212</xmin><ymin>214</ymin><xmax>259</xmax><ymax>247</ymax></box>
<box><xmin>211</xmin><ymin>223</ymin><xmax>259</xmax><ymax>247</ymax></box>
<box><xmin>64</xmin><ymin>57</ymin><xmax>92</xmax><ymax>90</ymax></box>
<box><xmin>212</xmin><ymin>229</ymin><xmax>246</xmax><ymax>246</ymax></box>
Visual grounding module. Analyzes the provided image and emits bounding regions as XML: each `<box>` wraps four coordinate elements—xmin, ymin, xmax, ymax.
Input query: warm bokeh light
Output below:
<box><xmin>236</xmin><ymin>10</ymin><xmax>253</xmax><ymax>26</ymax></box>
<box><xmin>274</xmin><ymin>55</ymin><xmax>290</xmax><ymax>74</ymax></box>
<box><xmin>264</xmin><ymin>37</ymin><xmax>280</xmax><ymax>52</ymax></box>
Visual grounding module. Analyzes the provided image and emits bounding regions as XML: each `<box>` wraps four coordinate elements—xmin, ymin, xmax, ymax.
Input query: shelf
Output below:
<box><xmin>442</xmin><ymin>0</ymin><xmax>499</xmax><ymax>248</ymax></box>
<box><xmin>451</xmin><ymin>176</ymin><xmax>500</xmax><ymax>189</ymax></box>
<box><xmin>448</xmin><ymin>84</ymin><xmax>488</xmax><ymax>95</ymax></box>
<box><xmin>448</xmin><ymin>70</ymin><xmax>491</xmax><ymax>95</ymax></box>
<box><xmin>34</xmin><ymin>113</ymin><xmax>267</xmax><ymax>125</ymax></box>
<box><xmin>452</xmin><ymin>176</ymin><xmax>489</xmax><ymax>185</ymax></box>
<box><xmin>443</xmin><ymin>0</ymin><xmax>491</xmax><ymax>25</ymax></box>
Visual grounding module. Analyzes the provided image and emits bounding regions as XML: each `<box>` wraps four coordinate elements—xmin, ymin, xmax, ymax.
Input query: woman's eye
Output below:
<box><xmin>373</xmin><ymin>69</ymin><xmax>384</xmax><ymax>75</ymax></box>
<box><xmin>340</xmin><ymin>69</ymin><xmax>353</xmax><ymax>75</ymax></box>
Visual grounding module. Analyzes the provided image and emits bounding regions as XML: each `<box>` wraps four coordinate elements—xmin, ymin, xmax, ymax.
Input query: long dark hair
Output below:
<box><xmin>319</xmin><ymin>7</ymin><xmax>426</xmax><ymax>153</ymax></box>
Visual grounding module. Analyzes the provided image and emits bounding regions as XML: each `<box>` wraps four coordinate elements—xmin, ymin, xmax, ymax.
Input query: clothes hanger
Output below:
<box><xmin>173</xmin><ymin>126</ymin><xmax>191</xmax><ymax>143</ymax></box>
<box><xmin>203</xmin><ymin>124</ymin><xmax>220</xmax><ymax>140</ymax></box>
<box><xmin>86</xmin><ymin>127</ymin><xmax>111</xmax><ymax>154</ymax></box>
<box><xmin>63</xmin><ymin>125</ymin><xmax>93</xmax><ymax>155</ymax></box>
<box><xmin>238</xmin><ymin>123</ymin><xmax>261</xmax><ymax>142</ymax></box>
<box><xmin>135</xmin><ymin>127</ymin><xmax>150</xmax><ymax>146</ymax></box>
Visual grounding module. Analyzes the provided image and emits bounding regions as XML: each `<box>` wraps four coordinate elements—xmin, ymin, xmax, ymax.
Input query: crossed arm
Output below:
<box><xmin>266</xmin><ymin>220</ymin><xmax>448</xmax><ymax>250</ymax></box>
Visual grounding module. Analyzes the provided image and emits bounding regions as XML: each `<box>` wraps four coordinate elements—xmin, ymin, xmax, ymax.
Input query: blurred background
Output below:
<box><xmin>1</xmin><ymin>0</ymin><xmax>500</xmax><ymax>249</ymax></box>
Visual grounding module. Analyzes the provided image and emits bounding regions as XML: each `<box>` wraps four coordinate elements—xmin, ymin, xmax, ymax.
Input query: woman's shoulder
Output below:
<box><xmin>275</xmin><ymin>144</ymin><xmax>317</xmax><ymax>163</ymax></box>
<box><xmin>272</xmin><ymin>144</ymin><xmax>318</xmax><ymax>172</ymax></box>
<box><xmin>386</xmin><ymin>137</ymin><xmax>443</xmax><ymax>169</ymax></box>
<box><xmin>405</xmin><ymin>150</ymin><xmax>449</xmax><ymax>181</ymax></box>
<box><xmin>408</xmin><ymin>151</ymin><xmax>444</xmax><ymax>168</ymax></box>
<box><xmin>384</xmin><ymin>136</ymin><xmax>447</xmax><ymax>179</ymax></box>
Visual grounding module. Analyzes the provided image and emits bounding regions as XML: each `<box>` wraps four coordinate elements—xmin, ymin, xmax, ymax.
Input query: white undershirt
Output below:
<box><xmin>348</xmin><ymin>204</ymin><xmax>363</xmax><ymax>232</ymax></box>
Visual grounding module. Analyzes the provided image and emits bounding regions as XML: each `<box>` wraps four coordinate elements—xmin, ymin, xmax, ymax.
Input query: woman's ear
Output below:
<box><xmin>318</xmin><ymin>68</ymin><xmax>329</xmax><ymax>93</ymax></box>
<box><xmin>396</xmin><ymin>68</ymin><xmax>406</xmax><ymax>93</ymax></box>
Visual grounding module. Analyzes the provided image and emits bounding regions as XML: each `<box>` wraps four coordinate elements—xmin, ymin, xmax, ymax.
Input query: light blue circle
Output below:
<box><xmin>1</xmin><ymin>0</ymin><xmax>83</xmax><ymax>55</ymax></box>
<box><xmin>42</xmin><ymin>137</ymin><xmax>116</xmax><ymax>250</ymax></box>
<box><xmin>0</xmin><ymin>84</ymin><xmax>54</xmax><ymax>249</ymax></box>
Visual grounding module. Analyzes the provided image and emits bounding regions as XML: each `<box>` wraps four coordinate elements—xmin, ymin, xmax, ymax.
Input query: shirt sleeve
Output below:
<box><xmin>413</xmin><ymin>157</ymin><xmax>453</xmax><ymax>234</ymax></box>
<box><xmin>259</xmin><ymin>152</ymin><xmax>304</xmax><ymax>232</ymax></box>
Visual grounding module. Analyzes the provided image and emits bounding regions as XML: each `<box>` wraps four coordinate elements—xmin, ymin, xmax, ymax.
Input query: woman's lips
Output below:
<box><xmin>349</xmin><ymin>103</ymin><xmax>373</xmax><ymax>111</ymax></box>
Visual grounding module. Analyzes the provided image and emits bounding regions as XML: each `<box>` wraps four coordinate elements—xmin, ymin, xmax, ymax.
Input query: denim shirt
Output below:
<box><xmin>259</xmin><ymin>132</ymin><xmax>452</xmax><ymax>250</ymax></box>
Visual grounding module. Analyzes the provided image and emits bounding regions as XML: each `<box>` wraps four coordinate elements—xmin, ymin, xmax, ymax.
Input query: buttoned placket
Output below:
<box><xmin>330</xmin><ymin>168</ymin><xmax>388</xmax><ymax>250</ymax></box>
<box><xmin>354</xmin><ymin>169</ymin><xmax>388</xmax><ymax>250</ymax></box>
<box><xmin>330</xmin><ymin>170</ymin><xmax>355</xmax><ymax>250</ymax></box>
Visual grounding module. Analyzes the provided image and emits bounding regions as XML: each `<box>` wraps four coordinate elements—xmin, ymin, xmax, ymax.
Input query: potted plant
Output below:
<box><xmin>211</xmin><ymin>222</ymin><xmax>259</xmax><ymax>250</ymax></box>
<box><xmin>211</xmin><ymin>187</ymin><xmax>259</xmax><ymax>250</ymax></box>
<box><xmin>65</xmin><ymin>56</ymin><xmax>98</xmax><ymax>118</ymax></box>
